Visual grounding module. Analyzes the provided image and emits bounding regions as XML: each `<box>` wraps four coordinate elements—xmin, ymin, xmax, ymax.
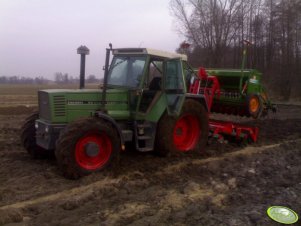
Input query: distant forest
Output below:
<box><xmin>0</xmin><ymin>73</ymin><xmax>100</xmax><ymax>85</ymax></box>
<box><xmin>171</xmin><ymin>0</ymin><xmax>301</xmax><ymax>100</ymax></box>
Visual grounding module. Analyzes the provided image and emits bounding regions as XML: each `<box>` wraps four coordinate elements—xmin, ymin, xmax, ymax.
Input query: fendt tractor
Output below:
<box><xmin>21</xmin><ymin>45</ymin><xmax>275</xmax><ymax>179</ymax></box>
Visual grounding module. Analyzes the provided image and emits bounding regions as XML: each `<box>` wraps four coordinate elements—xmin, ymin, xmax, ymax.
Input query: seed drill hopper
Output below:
<box><xmin>207</xmin><ymin>68</ymin><xmax>275</xmax><ymax>119</ymax></box>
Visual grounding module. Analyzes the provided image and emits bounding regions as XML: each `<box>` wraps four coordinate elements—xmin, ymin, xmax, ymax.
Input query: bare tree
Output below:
<box><xmin>171</xmin><ymin>0</ymin><xmax>251</xmax><ymax>67</ymax></box>
<box><xmin>54</xmin><ymin>72</ymin><xmax>69</xmax><ymax>84</ymax></box>
<box><xmin>170</xmin><ymin>0</ymin><xmax>301</xmax><ymax>100</ymax></box>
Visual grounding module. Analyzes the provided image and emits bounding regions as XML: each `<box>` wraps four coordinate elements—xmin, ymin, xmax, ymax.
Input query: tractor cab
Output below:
<box><xmin>104</xmin><ymin>48</ymin><xmax>192</xmax><ymax>119</ymax></box>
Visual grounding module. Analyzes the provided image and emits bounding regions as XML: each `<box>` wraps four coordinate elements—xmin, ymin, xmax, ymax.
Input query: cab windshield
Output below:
<box><xmin>107</xmin><ymin>55</ymin><xmax>146</xmax><ymax>88</ymax></box>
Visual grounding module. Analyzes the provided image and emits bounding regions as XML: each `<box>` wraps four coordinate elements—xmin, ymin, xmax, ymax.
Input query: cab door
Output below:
<box><xmin>164</xmin><ymin>58</ymin><xmax>186</xmax><ymax>116</ymax></box>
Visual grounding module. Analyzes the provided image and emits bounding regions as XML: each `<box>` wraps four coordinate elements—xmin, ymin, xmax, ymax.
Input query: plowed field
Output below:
<box><xmin>0</xmin><ymin>90</ymin><xmax>300</xmax><ymax>226</ymax></box>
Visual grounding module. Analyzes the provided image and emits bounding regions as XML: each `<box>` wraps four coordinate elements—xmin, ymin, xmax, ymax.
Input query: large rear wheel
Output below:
<box><xmin>155</xmin><ymin>99</ymin><xmax>209</xmax><ymax>156</ymax></box>
<box><xmin>55</xmin><ymin>118</ymin><xmax>120</xmax><ymax>179</ymax></box>
<box><xmin>20</xmin><ymin>112</ymin><xmax>52</xmax><ymax>158</ymax></box>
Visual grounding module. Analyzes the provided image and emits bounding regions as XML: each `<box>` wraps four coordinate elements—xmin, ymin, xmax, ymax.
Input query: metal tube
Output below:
<box><xmin>101</xmin><ymin>48</ymin><xmax>111</xmax><ymax>111</ymax></box>
<box><xmin>240</xmin><ymin>40</ymin><xmax>252</xmax><ymax>93</ymax></box>
<box><xmin>80</xmin><ymin>54</ymin><xmax>86</xmax><ymax>89</ymax></box>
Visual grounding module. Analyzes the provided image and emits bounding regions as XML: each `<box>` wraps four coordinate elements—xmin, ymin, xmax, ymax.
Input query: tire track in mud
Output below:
<box><xmin>1</xmin><ymin>139</ymin><xmax>299</xmax><ymax>212</ymax></box>
<box><xmin>158</xmin><ymin>142</ymin><xmax>282</xmax><ymax>176</ymax></box>
<box><xmin>0</xmin><ymin>177</ymin><xmax>120</xmax><ymax>210</ymax></box>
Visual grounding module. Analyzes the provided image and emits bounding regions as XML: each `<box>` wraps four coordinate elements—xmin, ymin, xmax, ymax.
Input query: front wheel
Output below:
<box><xmin>155</xmin><ymin>99</ymin><xmax>209</xmax><ymax>156</ymax></box>
<box><xmin>20</xmin><ymin>112</ymin><xmax>52</xmax><ymax>158</ymax></box>
<box><xmin>55</xmin><ymin>118</ymin><xmax>120</xmax><ymax>179</ymax></box>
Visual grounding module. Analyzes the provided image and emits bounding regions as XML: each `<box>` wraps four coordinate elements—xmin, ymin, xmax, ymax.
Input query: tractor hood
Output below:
<box><xmin>38</xmin><ymin>88</ymin><xmax>130</xmax><ymax>123</ymax></box>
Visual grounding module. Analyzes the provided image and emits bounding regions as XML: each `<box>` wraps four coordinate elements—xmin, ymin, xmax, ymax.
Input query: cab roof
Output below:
<box><xmin>112</xmin><ymin>48</ymin><xmax>187</xmax><ymax>61</ymax></box>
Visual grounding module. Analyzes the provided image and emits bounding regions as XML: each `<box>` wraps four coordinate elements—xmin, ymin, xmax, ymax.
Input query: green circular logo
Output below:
<box><xmin>267</xmin><ymin>206</ymin><xmax>299</xmax><ymax>224</ymax></box>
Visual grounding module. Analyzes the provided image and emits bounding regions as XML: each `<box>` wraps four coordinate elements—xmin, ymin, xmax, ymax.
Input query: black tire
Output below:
<box><xmin>154</xmin><ymin>99</ymin><xmax>209</xmax><ymax>156</ymax></box>
<box><xmin>55</xmin><ymin>118</ymin><xmax>120</xmax><ymax>179</ymax></box>
<box><xmin>20</xmin><ymin>112</ymin><xmax>52</xmax><ymax>158</ymax></box>
<box><xmin>247</xmin><ymin>94</ymin><xmax>262</xmax><ymax>119</ymax></box>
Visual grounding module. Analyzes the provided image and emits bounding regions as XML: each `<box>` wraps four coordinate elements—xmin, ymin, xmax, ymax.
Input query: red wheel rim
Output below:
<box><xmin>75</xmin><ymin>132</ymin><xmax>112</xmax><ymax>170</ymax></box>
<box><xmin>173</xmin><ymin>114</ymin><xmax>200</xmax><ymax>151</ymax></box>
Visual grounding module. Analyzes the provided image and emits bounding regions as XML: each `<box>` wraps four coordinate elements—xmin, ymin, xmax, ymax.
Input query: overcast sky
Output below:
<box><xmin>0</xmin><ymin>0</ymin><xmax>183</xmax><ymax>79</ymax></box>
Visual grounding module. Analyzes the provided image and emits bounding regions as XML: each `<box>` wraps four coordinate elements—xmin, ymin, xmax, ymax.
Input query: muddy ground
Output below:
<box><xmin>0</xmin><ymin>104</ymin><xmax>301</xmax><ymax>226</ymax></box>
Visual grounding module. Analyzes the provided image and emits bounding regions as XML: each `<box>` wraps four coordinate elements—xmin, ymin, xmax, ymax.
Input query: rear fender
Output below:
<box><xmin>186</xmin><ymin>95</ymin><xmax>209</xmax><ymax>112</ymax></box>
<box><xmin>198</xmin><ymin>97</ymin><xmax>209</xmax><ymax>112</ymax></box>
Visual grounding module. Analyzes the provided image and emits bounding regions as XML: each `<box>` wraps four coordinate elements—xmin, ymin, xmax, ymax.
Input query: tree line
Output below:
<box><xmin>54</xmin><ymin>73</ymin><xmax>99</xmax><ymax>84</ymax></box>
<box><xmin>171</xmin><ymin>0</ymin><xmax>301</xmax><ymax>100</ymax></box>
<box><xmin>0</xmin><ymin>73</ymin><xmax>100</xmax><ymax>84</ymax></box>
<box><xmin>0</xmin><ymin>76</ymin><xmax>48</xmax><ymax>84</ymax></box>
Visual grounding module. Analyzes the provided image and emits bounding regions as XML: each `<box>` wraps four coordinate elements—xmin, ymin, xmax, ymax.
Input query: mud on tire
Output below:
<box><xmin>155</xmin><ymin>99</ymin><xmax>209</xmax><ymax>156</ymax></box>
<box><xmin>55</xmin><ymin>118</ymin><xmax>120</xmax><ymax>179</ymax></box>
<box><xmin>20</xmin><ymin>112</ymin><xmax>52</xmax><ymax>158</ymax></box>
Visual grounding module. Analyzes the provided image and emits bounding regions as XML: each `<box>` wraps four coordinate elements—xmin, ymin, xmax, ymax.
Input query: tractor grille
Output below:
<box><xmin>38</xmin><ymin>91</ymin><xmax>51</xmax><ymax>120</ymax></box>
<box><xmin>53</xmin><ymin>95</ymin><xmax>66</xmax><ymax>117</ymax></box>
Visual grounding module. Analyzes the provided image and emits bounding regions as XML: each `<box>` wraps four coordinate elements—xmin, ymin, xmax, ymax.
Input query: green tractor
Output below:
<box><xmin>21</xmin><ymin>46</ymin><xmax>209</xmax><ymax>179</ymax></box>
<box><xmin>20</xmin><ymin>45</ymin><xmax>274</xmax><ymax>179</ymax></box>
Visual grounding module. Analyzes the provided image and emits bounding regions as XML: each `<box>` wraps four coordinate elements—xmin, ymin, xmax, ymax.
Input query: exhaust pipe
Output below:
<box><xmin>77</xmin><ymin>45</ymin><xmax>90</xmax><ymax>89</ymax></box>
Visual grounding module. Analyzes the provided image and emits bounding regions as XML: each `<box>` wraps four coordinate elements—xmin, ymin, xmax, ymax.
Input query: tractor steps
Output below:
<box><xmin>137</xmin><ymin>135</ymin><xmax>153</xmax><ymax>140</ymax></box>
<box><xmin>134</xmin><ymin>121</ymin><xmax>156</xmax><ymax>152</ymax></box>
<box><xmin>138</xmin><ymin>147</ymin><xmax>154</xmax><ymax>152</ymax></box>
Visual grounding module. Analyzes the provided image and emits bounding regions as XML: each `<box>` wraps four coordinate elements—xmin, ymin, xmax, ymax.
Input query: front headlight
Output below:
<box><xmin>35</xmin><ymin>122</ymin><xmax>39</xmax><ymax>129</ymax></box>
<box><xmin>45</xmin><ymin>126</ymin><xmax>49</xmax><ymax>133</ymax></box>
